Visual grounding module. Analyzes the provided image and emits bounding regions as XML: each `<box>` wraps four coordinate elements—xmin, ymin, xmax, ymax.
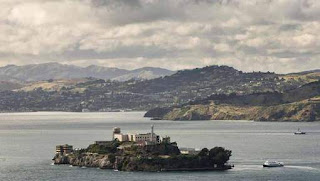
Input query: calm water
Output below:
<box><xmin>0</xmin><ymin>112</ymin><xmax>320</xmax><ymax>181</ymax></box>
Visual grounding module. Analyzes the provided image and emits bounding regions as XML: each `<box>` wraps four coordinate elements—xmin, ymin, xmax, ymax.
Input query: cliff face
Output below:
<box><xmin>53</xmin><ymin>153</ymin><xmax>114</xmax><ymax>169</ymax></box>
<box><xmin>145</xmin><ymin>98</ymin><xmax>320</xmax><ymax>121</ymax></box>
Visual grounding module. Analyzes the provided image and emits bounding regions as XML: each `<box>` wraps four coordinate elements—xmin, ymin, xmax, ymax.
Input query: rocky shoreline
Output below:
<box><xmin>53</xmin><ymin>153</ymin><xmax>115</xmax><ymax>169</ymax></box>
<box><xmin>145</xmin><ymin>99</ymin><xmax>320</xmax><ymax>121</ymax></box>
<box><xmin>52</xmin><ymin>141</ymin><xmax>233</xmax><ymax>172</ymax></box>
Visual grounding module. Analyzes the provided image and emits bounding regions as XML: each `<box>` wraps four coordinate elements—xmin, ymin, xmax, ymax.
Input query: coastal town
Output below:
<box><xmin>53</xmin><ymin>126</ymin><xmax>232</xmax><ymax>172</ymax></box>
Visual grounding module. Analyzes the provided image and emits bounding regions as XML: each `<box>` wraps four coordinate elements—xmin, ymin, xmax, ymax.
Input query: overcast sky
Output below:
<box><xmin>0</xmin><ymin>0</ymin><xmax>319</xmax><ymax>73</ymax></box>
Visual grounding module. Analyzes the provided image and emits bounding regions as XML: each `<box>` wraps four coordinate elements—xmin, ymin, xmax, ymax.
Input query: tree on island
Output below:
<box><xmin>198</xmin><ymin>147</ymin><xmax>232</xmax><ymax>167</ymax></box>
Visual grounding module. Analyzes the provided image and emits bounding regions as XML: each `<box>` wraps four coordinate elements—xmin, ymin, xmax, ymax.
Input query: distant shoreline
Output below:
<box><xmin>0</xmin><ymin>111</ymin><xmax>147</xmax><ymax>114</ymax></box>
<box><xmin>1</xmin><ymin>111</ymin><xmax>319</xmax><ymax>123</ymax></box>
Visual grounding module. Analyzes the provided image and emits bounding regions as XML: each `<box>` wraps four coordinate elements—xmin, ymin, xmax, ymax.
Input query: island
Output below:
<box><xmin>52</xmin><ymin>126</ymin><xmax>232</xmax><ymax>172</ymax></box>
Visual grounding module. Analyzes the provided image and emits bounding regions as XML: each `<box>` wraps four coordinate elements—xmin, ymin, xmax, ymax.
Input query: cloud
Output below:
<box><xmin>0</xmin><ymin>0</ymin><xmax>319</xmax><ymax>73</ymax></box>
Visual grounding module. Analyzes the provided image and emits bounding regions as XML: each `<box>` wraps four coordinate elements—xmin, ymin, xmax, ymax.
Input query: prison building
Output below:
<box><xmin>56</xmin><ymin>144</ymin><xmax>73</xmax><ymax>155</ymax></box>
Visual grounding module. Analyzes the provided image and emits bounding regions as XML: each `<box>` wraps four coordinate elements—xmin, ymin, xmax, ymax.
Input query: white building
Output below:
<box><xmin>112</xmin><ymin>125</ymin><xmax>163</xmax><ymax>144</ymax></box>
<box><xmin>114</xmin><ymin>133</ymin><xmax>129</xmax><ymax>142</ymax></box>
<box><xmin>127</xmin><ymin>133</ymin><xmax>160</xmax><ymax>143</ymax></box>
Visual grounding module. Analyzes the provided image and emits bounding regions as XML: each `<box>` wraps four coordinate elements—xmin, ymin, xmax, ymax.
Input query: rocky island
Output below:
<box><xmin>53</xmin><ymin>127</ymin><xmax>232</xmax><ymax>172</ymax></box>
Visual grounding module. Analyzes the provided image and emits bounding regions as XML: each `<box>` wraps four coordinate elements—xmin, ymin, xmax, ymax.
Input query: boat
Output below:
<box><xmin>294</xmin><ymin>128</ymin><xmax>306</xmax><ymax>135</ymax></box>
<box><xmin>263</xmin><ymin>161</ymin><xmax>284</xmax><ymax>167</ymax></box>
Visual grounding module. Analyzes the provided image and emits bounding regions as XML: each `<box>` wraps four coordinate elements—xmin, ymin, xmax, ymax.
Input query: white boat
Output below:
<box><xmin>294</xmin><ymin>128</ymin><xmax>306</xmax><ymax>135</ymax></box>
<box><xmin>263</xmin><ymin>161</ymin><xmax>284</xmax><ymax>167</ymax></box>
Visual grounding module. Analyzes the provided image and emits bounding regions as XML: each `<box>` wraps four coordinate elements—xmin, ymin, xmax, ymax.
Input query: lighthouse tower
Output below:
<box><xmin>150</xmin><ymin>125</ymin><xmax>154</xmax><ymax>142</ymax></box>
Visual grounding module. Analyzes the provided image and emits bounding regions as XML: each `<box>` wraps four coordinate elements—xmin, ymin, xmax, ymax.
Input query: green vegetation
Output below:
<box><xmin>116</xmin><ymin>146</ymin><xmax>231</xmax><ymax>171</ymax></box>
<box><xmin>86</xmin><ymin>140</ymin><xmax>120</xmax><ymax>154</ymax></box>
<box><xmin>208</xmin><ymin>147</ymin><xmax>232</xmax><ymax>166</ymax></box>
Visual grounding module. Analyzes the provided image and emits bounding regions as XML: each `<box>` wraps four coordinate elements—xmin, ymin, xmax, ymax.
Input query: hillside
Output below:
<box><xmin>128</xmin><ymin>66</ymin><xmax>320</xmax><ymax>95</ymax></box>
<box><xmin>145</xmin><ymin>81</ymin><xmax>320</xmax><ymax>121</ymax></box>
<box><xmin>112</xmin><ymin>67</ymin><xmax>174</xmax><ymax>81</ymax></box>
<box><xmin>187</xmin><ymin>80</ymin><xmax>320</xmax><ymax>107</ymax></box>
<box><xmin>19</xmin><ymin>79</ymin><xmax>90</xmax><ymax>92</ymax></box>
<box><xmin>281</xmin><ymin>71</ymin><xmax>320</xmax><ymax>84</ymax></box>
<box><xmin>286</xmin><ymin>69</ymin><xmax>320</xmax><ymax>75</ymax></box>
<box><xmin>0</xmin><ymin>63</ymin><xmax>175</xmax><ymax>82</ymax></box>
<box><xmin>151</xmin><ymin>98</ymin><xmax>320</xmax><ymax>121</ymax></box>
<box><xmin>0</xmin><ymin>65</ymin><xmax>319</xmax><ymax>113</ymax></box>
<box><xmin>0</xmin><ymin>81</ymin><xmax>24</xmax><ymax>91</ymax></box>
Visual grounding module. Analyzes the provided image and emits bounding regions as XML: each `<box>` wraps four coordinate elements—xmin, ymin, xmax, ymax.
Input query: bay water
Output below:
<box><xmin>0</xmin><ymin>112</ymin><xmax>320</xmax><ymax>181</ymax></box>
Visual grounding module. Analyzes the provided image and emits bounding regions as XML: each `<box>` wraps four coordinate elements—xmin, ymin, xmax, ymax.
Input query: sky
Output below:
<box><xmin>0</xmin><ymin>0</ymin><xmax>319</xmax><ymax>73</ymax></box>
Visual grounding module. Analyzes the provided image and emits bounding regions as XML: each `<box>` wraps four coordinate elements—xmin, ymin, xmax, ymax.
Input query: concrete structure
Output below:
<box><xmin>114</xmin><ymin>133</ymin><xmax>129</xmax><ymax>142</ymax></box>
<box><xmin>151</xmin><ymin>125</ymin><xmax>154</xmax><ymax>142</ymax></box>
<box><xmin>112</xmin><ymin>127</ymin><xmax>129</xmax><ymax>142</ymax></box>
<box><xmin>56</xmin><ymin>144</ymin><xmax>73</xmax><ymax>155</ymax></box>
<box><xmin>112</xmin><ymin>127</ymin><xmax>121</xmax><ymax>140</ymax></box>
<box><xmin>127</xmin><ymin>133</ymin><xmax>160</xmax><ymax>143</ymax></box>
<box><xmin>135</xmin><ymin>140</ymin><xmax>157</xmax><ymax>146</ymax></box>
<box><xmin>180</xmin><ymin>148</ymin><xmax>200</xmax><ymax>155</ymax></box>
<box><xmin>112</xmin><ymin>125</ymin><xmax>168</xmax><ymax>145</ymax></box>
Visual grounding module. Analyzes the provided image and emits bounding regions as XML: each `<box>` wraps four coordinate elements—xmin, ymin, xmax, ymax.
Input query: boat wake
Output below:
<box><xmin>231</xmin><ymin>165</ymin><xmax>263</xmax><ymax>171</ymax></box>
<box><xmin>231</xmin><ymin>164</ymin><xmax>319</xmax><ymax>172</ymax></box>
<box><xmin>285</xmin><ymin>166</ymin><xmax>318</xmax><ymax>171</ymax></box>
